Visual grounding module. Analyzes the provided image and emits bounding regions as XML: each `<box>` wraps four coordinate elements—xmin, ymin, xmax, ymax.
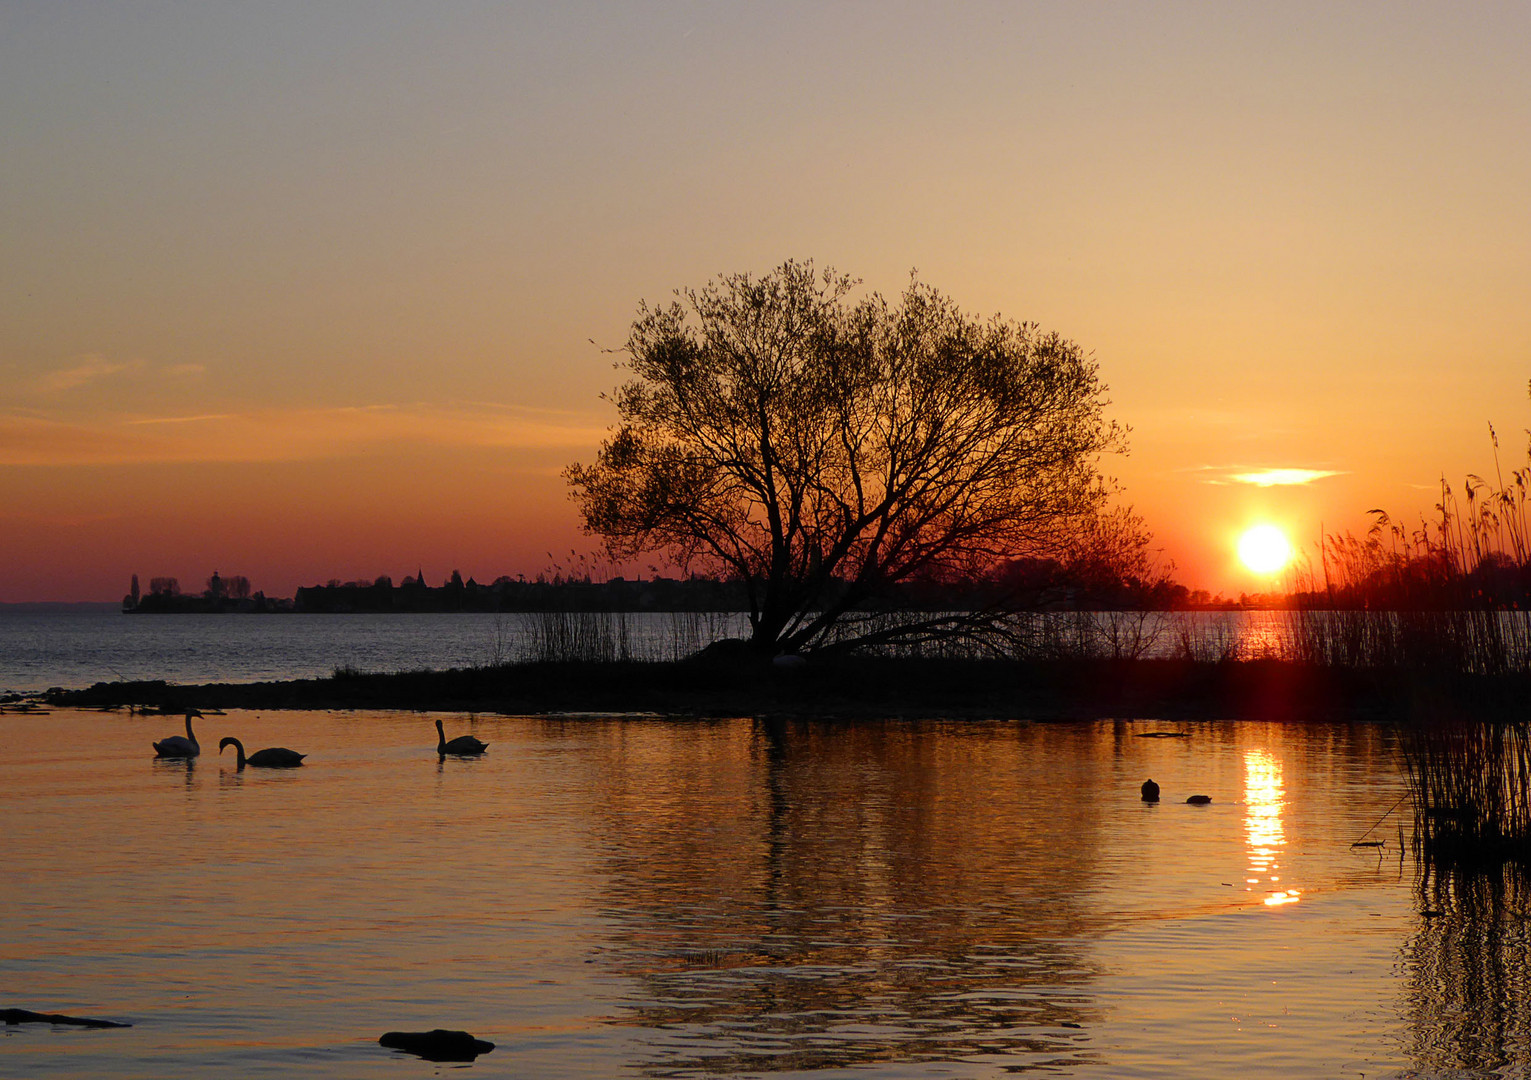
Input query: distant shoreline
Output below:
<box><xmin>41</xmin><ymin>655</ymin><xmax>1507</xmax><ymax>722</ymax></box>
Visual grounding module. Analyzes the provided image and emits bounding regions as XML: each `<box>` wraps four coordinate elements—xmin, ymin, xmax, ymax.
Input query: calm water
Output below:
<box><xmin>4</xmin><ymin>709</ymin><xmax>1510</xmax><ymax>1078</ymax></box>
<box><xmin>0</xmin><ymin>610</ymin><xmax>1286</xmax><ymax>694</ymax></box>
<box><xmin>0</xmin><ymin>611</ymin><xmax>749</xmax><ymax>693</ymax></box>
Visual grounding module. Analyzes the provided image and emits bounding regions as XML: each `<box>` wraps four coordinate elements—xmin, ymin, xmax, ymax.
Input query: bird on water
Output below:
<box><xmin>435</xmin><ymin>719</ymin><xmax>487</xmax><ymax>756</ymax></box>
<box><xmin>219</xmin><ymin>737</ymin><xmax>306</xmax><ymax>769</ymax></box>
<box><xmin>1141</xmin><ymin>778</ymin><xmax>1160</xmax><ymax>802</ymax></box>
<box><xmin>152</xmin><ymin>710</ymin><xmax>202</xmax><ymax>758</ymax></box>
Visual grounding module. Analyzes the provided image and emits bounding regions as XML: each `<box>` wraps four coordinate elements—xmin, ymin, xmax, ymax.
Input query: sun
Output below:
<box><xmin>1238</xmin><ymin>524</ymin><xmax>1293</xmax><ymax>575</ymax></box>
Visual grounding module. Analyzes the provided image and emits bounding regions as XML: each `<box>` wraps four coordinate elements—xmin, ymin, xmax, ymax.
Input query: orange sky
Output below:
<box><xmin>3</xmin><ymin>3</ymin><xmax>1529</xmax><ymax>602</ymax></box>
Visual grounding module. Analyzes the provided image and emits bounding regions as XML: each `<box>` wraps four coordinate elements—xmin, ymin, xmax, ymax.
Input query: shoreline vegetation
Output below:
<box><xmin>40</xmin><ymin>652</ymin><xmax>1529</xmax><ymax>726</ymax></box>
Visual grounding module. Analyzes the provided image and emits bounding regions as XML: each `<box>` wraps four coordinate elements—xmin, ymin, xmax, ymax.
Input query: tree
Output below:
<box><xmin>567</xmin><ymin>260</ymin><xmax>1131</xmax><ymax>654</ymax></box>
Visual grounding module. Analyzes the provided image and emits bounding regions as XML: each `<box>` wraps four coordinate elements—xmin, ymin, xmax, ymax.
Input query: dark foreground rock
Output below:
<box><xmin>2</xmin><ymin>1008</ymin><xmax>131</xmax><ymax>1028</ymax></box>
<box><xmin>378</xmin><ymin>1029</ymin><xmax>495</xmax><ymax>1061</ymax></box>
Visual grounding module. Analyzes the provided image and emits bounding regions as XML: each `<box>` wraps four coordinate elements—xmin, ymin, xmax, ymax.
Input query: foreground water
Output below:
<box><xmin>6</xmin><ymin>709</ymin><xmax>1515</xmax><ymax>1078</ymax></box>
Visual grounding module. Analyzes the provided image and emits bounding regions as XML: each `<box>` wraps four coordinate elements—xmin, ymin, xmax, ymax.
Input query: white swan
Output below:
<box><xmin>152</xmin><ymin>710</ymin><xmax>202</xmax><ymax>758</ymax></box>
<box><xmin>219</xmin><ymin>736</ymin><xmax>305</xmax><ymax>769</ymax></box>
<box><xmin>435</xmin><ymin>718</ymin><xmax>487</xmax><ymax>756</ymax></box>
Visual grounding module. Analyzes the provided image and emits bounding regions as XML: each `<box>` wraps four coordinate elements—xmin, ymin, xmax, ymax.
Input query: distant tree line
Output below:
<box><xmin>124</xmin><ymin>559</ymin><xmax>1203</xmax><ymax>616</ymax></box>
<box><xmin>125</xmin><ymin>571</ymin><xmax>288</xmax><ymax>614</ymax></box>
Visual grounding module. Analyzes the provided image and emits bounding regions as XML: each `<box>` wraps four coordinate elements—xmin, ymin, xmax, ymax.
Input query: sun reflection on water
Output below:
<box><xmin>1245</xmin><ymin>749</ymin><xmax>1299</xmax><ymax>907</ymax></box>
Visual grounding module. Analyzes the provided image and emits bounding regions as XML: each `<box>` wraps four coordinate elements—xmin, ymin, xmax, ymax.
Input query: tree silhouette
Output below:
<box><xmin>568</xmin><ymin>260</ymin><xmax>1130</xmax><ymax>654</ymax></box>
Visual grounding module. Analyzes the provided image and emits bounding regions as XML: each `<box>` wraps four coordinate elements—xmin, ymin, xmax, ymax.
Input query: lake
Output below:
<box><xmin>0</xmin><ymin>610</ymin><xmax>1293</xmax><ymax>694</ymax></box>
<box><xmin>4</xmin><ymin>707</ymin><xmax>1512</xmax><ymax>1078</ymax></box>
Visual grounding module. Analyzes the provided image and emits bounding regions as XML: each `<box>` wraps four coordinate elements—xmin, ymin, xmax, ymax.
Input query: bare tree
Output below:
<box><xmin>567</xmin><ymin>260</ymin><xmax>1130</xmax><ymax>654</ymax></box>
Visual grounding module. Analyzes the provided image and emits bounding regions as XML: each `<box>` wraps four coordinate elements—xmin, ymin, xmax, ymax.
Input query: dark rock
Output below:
<box><xmin>2</xmin><ymin>1008</ymin><xmax>131</xmax><ymax>1029</ymax></box>
<box><xmin>379</xmin><ymin>1029</ymin><xmax>495</xmax><ymax>1061</ymax></box>
<box><xmin>1140</xmin><ymin>779</ymin><xmax>1160</xmax><ymax>802</ymax></box>
<box><xmin>1186</xmin><ymin>794</ymin><xmax>1212</xmax><ymax>805</ymax></box>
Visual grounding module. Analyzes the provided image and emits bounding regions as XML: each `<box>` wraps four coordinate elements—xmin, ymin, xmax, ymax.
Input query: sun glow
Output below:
<box><xmin>1237</xmin><ymin>525</ymin><xmax>1293</xmax><ymax>575</ymax></box>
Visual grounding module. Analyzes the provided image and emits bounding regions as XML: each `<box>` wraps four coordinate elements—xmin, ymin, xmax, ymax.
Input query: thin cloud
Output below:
<box><xmin>35</xmin><ymin>356</ymin><xmax>203</xmax><ymax>393</ymax></box>
<box><xmin>1229</xmin><ymin>468</ymin><xmax>1348</xmax><ymax>487</ymax></box>
<box><xmin>125</xmin><ymin>413</ymin><xmax>237</xmax><ymax>426</ymax></box>
<box><xmin>36</xmin><ymin>357</ymin><xmax>140</xmax><ymax>392</ymax></box>
<box><xmin>1185</xmin><ymin>465</ymin><xmax>1349</xmax><ymax>487</ymax></box>
<box><xmin>0</xmin><ymin>403</ymin><xmax>609</xmax><ymax>467</ymax></box>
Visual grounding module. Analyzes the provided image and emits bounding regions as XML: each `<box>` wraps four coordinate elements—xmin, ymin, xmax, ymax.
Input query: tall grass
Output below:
<box><xmin>1404</xmin><ymin>712</ymin><xmax>1531</xmax><ymax>867</ymax></box>
<box><xmin>1309</xmin><ymin>425</ymin><xmax>1531</xmax><ymax>868</ymax></box>
<box><xmin>519</xmin><ymin>609</ymin><xmax>633</xmax><ymax>664</ymax></box>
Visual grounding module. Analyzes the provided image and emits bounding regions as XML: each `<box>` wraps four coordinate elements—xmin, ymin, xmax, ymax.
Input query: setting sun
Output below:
<box><xmin>1238</xmin><ymin>525</ymin><xmax>1294</xmax><ymax>575</ymax></box>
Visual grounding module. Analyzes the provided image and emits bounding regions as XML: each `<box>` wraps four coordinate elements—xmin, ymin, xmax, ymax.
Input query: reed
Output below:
<box><xmin>1403</xmin><ymin>708</ymin><xmax>1531</xmax><ymax>867</ymax></box>
<box><xmin>518</xmin><ymin>608</ymin><xmax>634</xmax><ymax>664</ymax></box>
<box><xmin>1293</xmin><ymin>425</ymin><xmax>1531</xmax><ymax>868</ymax></box>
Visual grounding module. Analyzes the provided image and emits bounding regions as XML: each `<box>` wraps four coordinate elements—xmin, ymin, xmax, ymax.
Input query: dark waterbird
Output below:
<box><xmin>152</xmin><ymin>710</ymin><xmax>202</xmax><ymax>758</ymax></box>
<box><xmin>1141</xmin><ymin>778</ymin><xmax>1160</xmax><ymax>802</ymax></box>
<box><xmin>435</xmin><ymin>718</ymin><xmax>487</xmax><ymax>756</ymax></box>
<box><xmin>378</xmin><ymin>1029</ymin><xmax>495</xmax><ymax>1061</ymax></box>
<box><xmin>219</xmin><ymin>737</ymin><xmax>305</xmax><ymax>769</ymax></box>
<box><xmin>1186</xmin><ymin>794</ymin><xmax>1212</xmax><ymax>805</ymax></box>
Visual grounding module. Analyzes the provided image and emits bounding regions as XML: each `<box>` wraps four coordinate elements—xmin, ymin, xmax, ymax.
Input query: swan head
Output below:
<box><xmin>219</xmin><ymin>737</ymin><xmax>242</xmax><ymax>754</ymax></box>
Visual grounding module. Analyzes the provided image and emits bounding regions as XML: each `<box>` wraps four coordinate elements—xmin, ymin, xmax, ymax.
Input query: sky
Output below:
<box><xmin>3</xmin><ymin>1</ymin><xmax>1529</xmax><ymax>602</ymax></box>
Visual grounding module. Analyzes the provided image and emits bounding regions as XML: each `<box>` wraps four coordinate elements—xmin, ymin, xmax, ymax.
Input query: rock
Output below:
<box><xmin>1140</xmin><ymin>779</ymin><xmax>1160</xmax><ymax>802</ymax></box>
<box><xmin>378</xmin><ymin>1029</ymin><xmax>495</xmax><ymax>1061</ymax></box>
<box><xmin>1186</xmin><ymin>794</ymin><xmax>1212</xmax><ymax>805</ymax></box>
<box><xmin>2</xmin><ymin>1008</ymin><xmax>131</xmax><ymax>1029</ymax></box>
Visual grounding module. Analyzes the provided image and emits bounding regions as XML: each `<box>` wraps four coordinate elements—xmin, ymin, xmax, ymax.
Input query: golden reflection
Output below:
<box><xmin>590</xmin><ymin>718</ymin><xmax>1108</xmax><ymax>1074</ymax></box>
<box><xmin>1405</xmin><ymin>868</ymin><xmax>1531</xmax><ymax>1074</ymax></box>
<box><xmin>1244</xmin><ymin>749</ymin><xmax>1298</xmax><ymax>907</ymax></box>
<box><xmin>1235</xmin><ymin>612</ymin><xmax>1288</xmax><ymax>660</ymax></box>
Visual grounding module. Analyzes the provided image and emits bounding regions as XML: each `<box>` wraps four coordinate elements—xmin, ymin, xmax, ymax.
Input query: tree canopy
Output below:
<box><xmin>567</xmin><ymin>260</ymin><xmax>1138</xmax><ymax>654</ymax></box>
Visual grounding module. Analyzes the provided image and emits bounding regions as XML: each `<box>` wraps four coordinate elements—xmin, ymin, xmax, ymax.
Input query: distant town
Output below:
<box><xmin>119</xmin><ymin>566</ymin><xmax>1270</xmax><ymax>614</ymax></box>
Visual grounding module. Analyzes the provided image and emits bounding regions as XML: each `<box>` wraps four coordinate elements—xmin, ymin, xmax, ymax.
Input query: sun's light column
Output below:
<box><xmin>1245</xmin><ymin>749</ymin><xmax>1299</xmax><ymax>906</ymax></box>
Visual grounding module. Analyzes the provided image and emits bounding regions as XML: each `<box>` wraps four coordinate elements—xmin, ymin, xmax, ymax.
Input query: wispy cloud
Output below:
<box><xmin>125</xmin><ymin>413</ymin><xmax>237</xmax><ymax>426</ymax></box>
<box><xmin>36</xmin><ymin>357</ymin><xmax>140</xmax><ymax>392</ymax></box>
<box><xmin>160</xmin><ymin>363</ymin><xmax>208</xmax><ymax>379</ymax></box>
<box><xmin>1184</xmin><ymin>465</ymin><xmax>1349</xmax><ymax>487</ymax></box>
<box><xmin>34</xmin><ymin>356</ymin><xmax>206</xmax><ymax>393</ymax></box>
<box><xmin>0</xmin><ymin>402</ymin><xmax>609</xmax><ymax>467</ymax></box>
<box><xmin>1228</xmin><ymin>468</ymin><xmax>1348</xmax><ymax>487</ymax></box>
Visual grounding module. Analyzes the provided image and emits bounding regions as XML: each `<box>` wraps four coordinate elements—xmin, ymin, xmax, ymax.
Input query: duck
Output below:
<box><xmin>1141</xmin><ymin>778</ymin><xmax>1160</xmax><ymax>802</ymax></box>
<box><xmin>219</xmin><ymin>736</ymin><xmax>305</xmax><ymax>769</ymax></box>
<box><xmin>152</xmin><ymin>710</ymin><xmax>202</xmax><ymax>758</ymax></box>
<box><xmin>435</xmin><ymin>718</ymin><xmax>487</xmax><ymax>756</ymax></box>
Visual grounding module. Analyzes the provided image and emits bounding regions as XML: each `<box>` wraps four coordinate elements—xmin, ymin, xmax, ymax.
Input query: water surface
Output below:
<box><xmin>2</xmin><ymin>709</ymin><xmax>1480</xmax><ymax>1077</ymax></box>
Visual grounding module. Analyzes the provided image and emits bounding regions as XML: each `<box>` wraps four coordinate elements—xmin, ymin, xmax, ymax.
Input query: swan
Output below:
<box><xmin>153</xmin><ymin>710</ymin><xmax>202</xmax><ymax>758</ymax></box>
<box><xmin>435</xmin><ymin>718</ymin><xmax>487</xmax><ymax>756</ymax></box>
<box><xmin>219</xmin><ymin>736</ymin><xmax>305</xmax><ymax>769</ymax></box>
